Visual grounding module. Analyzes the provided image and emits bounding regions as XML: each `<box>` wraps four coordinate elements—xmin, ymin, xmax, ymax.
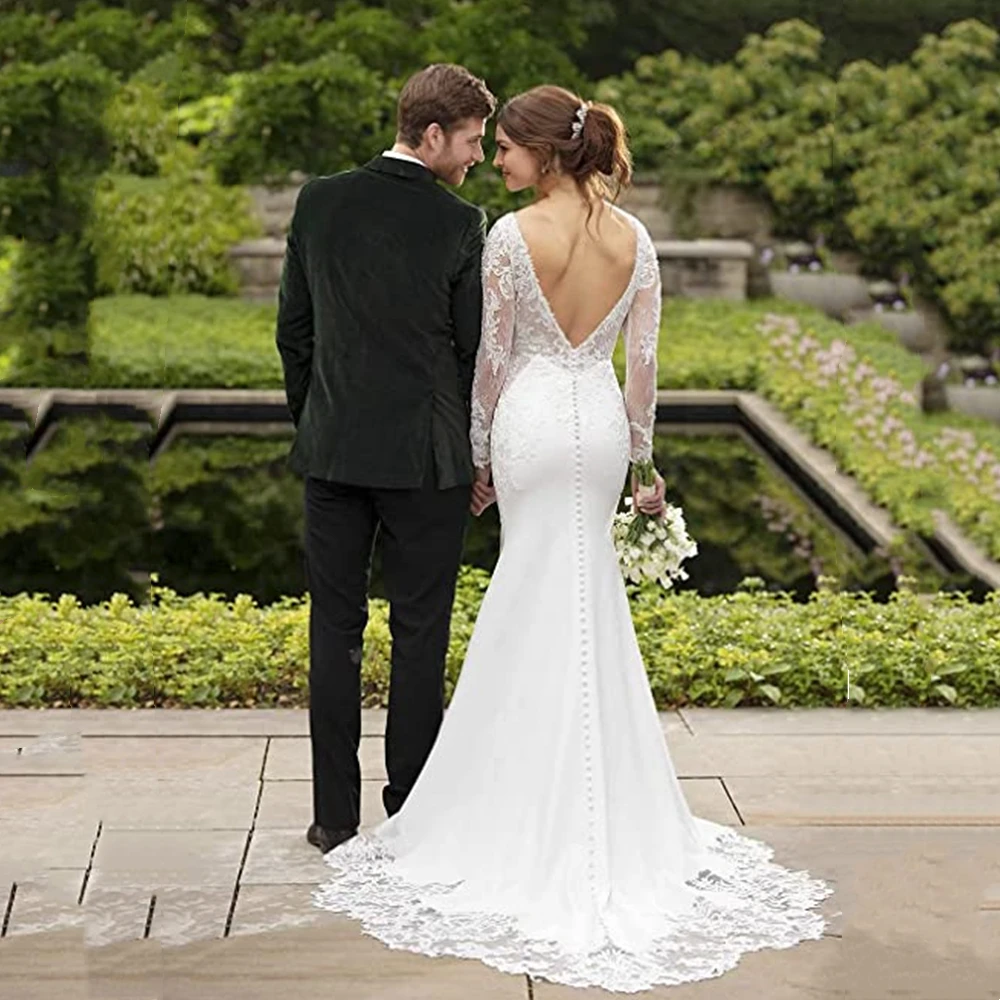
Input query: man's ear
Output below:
<box><xmin>424</xmin><ymin>122</ymin><xmax>445</xmax><ymax>150</ymax></box>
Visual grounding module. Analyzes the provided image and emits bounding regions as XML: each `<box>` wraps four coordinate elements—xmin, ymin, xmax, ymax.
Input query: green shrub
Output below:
<box><xmin>235</xmin><ymin>7</ymin><xmax>426</xmax><ymax>80</ymax></box>
<box><xmin>604</xmin><ymin>19</ymin><xmax>1000</xmax><ymax>354</ymax></box>
<box><xmin>0</xmin><ymin>11</ymin><xmax>53</xmax><ymax>67</ymax></box>
<box><xmin>129</xmin><ymin>48</ymin><xmax>225</xmax><ymax>107</ymax></box>
<box><xmin>207</xmin><ymin>51</ymin><xmax>393</xmax><ymax>185</ymax></box>
<box><xmin>88</xmin><ymin>148</ymin><xmax>261</xmax><ymax>296</ymax></box>
<box><xmin>1</xmin><ymin>568</ymin><xmax>996</xmax><ymax>708</ymax></box>
<box><xmin>104</xmin><ymin>79</ymin><xmax>177</xmax><ymax>177</ymax></box>
<box><xmin>0</xmin><ymin>51</ymin><xmax>114</xmax><ymax>362</ymax></box>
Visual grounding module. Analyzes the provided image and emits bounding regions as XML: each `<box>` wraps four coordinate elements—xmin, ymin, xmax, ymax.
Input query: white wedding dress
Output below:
<box><xmin>314</xmin><ymin>207</ymin><xmax>834</xmax><ymax>992</ymax></box>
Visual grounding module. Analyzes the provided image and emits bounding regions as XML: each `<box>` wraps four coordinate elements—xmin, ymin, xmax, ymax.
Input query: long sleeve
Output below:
<box><xmin>451</xmin><ymin>208</ymin><xmax>488</xmax><ymax>403</ymax></box>
<box><xmin>469</xmin><ymin>219</ymin><xmax>516</xmax><ymax>469</ymax></box>
<box><xmin>275</xmin><ymin>182</ymin><xmax>315</xmax><ymax>427</ymax></box>
<box><xmin>622</xmin><ymin>228</ymin><xmax>662</xmax><ymax>463</ymax></box>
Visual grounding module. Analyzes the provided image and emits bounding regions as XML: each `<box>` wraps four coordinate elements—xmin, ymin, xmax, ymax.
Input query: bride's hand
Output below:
<box><xmin>632</xmin><ymin>470</ymin><xmax>666</xmax><ymax>517</ymax></box>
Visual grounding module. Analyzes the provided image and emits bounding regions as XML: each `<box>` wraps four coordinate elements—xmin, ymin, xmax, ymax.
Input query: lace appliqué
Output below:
<box><xmin>623</xmin><ymin>225</ymin><xmax>661</xmax><ymax>464</ymax></box>
<box><xmin>314</xmin><ymin>824</ymin><xmax>834</xmax><ymax>994</ymax></box>
<box><xmin>469</xmin><ymin>208</ymin><xmax>664</xmax><ymax>471</ymax></box>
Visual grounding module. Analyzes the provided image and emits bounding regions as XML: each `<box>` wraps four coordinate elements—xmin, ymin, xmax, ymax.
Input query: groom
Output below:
<box><xmin>275</xmin><ymin>64</ymin><xmax>497</xmax><ymax>853</ymax></box>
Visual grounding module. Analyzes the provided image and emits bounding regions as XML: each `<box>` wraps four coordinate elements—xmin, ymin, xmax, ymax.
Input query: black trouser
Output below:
<box><xmin>304</xmin><ymin>465</ymin><xmax>470</xmax><ymax>831</ymax></box>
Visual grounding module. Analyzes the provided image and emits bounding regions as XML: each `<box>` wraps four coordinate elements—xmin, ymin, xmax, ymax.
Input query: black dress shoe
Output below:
<box><xmin>306</xmin><ymin>823</ymin><xmax>357</xmax><ymax>854</ymax></box>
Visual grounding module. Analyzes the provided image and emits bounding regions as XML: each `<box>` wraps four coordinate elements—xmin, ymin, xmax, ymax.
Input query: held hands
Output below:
<box><xmin>470</xmin><ymin>465</ymin><xmax>496</xmax><ymax>516</ymax></box>
<box><xmin>631</xmin><ymin>467</ymin><xmax>666</xmax><ymax>517</ymax></box>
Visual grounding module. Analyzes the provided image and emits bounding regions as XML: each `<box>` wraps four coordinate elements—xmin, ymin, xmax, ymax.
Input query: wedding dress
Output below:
<box><xmin>313</xmin><ymin>206</ymin><xmax>834</xmax><ymax>992</ymax></box>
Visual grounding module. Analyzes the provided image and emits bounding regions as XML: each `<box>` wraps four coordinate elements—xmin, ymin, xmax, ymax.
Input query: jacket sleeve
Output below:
<box><xmin>450</xmin><ymin>207</ymin><xmax>488</xmax><ymax>404</ymax></box>
<box><xmin>275</xmin><ymin>181</ymin><xmax>316</xmax><ymax>427</ymax></box>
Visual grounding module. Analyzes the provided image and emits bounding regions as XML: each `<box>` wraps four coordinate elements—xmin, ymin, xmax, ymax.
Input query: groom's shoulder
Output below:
<box><xmin>287</xmin><ymin>169</ymin><xmax>357</xmax><ymax>214</ymax></box>
<box><xmin>428</xmin><ymin>184</ymin><xmax>486</xmax><ymax>227</ymax></box>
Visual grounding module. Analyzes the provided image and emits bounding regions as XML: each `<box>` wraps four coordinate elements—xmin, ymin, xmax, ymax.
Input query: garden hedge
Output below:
<box><xmin>2</xmin><ymin>568</ymin><xmax>997</xmax><ymax>709</ymax></box>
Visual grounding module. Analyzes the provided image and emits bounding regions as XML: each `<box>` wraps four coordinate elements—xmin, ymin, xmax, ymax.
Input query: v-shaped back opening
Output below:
<box><xmin>511</xmin><ymin>208</ymin><xmax>640</xmax><ymax>352</ymax></box>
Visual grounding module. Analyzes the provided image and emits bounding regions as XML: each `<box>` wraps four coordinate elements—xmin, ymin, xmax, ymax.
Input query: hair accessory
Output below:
<box><xmin>570</xmin><ymin>102</ymin><xmax>590</xmax><ymax>140</ymax></box>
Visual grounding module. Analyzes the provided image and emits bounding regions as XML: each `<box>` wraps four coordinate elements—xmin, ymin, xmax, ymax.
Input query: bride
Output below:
<box><xmin>314</xmin><ymin>85</ymin><xmax>834</xmax><ymax>993</ymax></box>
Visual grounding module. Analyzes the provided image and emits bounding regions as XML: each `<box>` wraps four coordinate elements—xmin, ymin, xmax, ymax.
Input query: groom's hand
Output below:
<box><xmin>471</xmin><ymin>465</ymin><xmax>496</xmax><ymax>516</ymax></box>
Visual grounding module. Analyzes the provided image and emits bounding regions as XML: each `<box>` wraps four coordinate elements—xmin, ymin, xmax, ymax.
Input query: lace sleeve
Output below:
<box><xmin>470</xmin><ymin>218</ymin><xmax>516</xmax><ymax>469</ymax></box>
<box><xmin>622</xmin><ymin>226</ymin><xmax>661</xmax><ymax>463</ymax></box>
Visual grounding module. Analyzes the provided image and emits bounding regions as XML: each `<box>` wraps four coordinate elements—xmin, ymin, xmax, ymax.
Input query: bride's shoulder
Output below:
<box><xmin>608</xmin><ymin>203</ymin><xmax>654</xmax><ymax>245</ymax></box>
<box><xmin>485</xmin><ymin>212</ymin><xmax>519</xmax><ymax>244</ymax></box>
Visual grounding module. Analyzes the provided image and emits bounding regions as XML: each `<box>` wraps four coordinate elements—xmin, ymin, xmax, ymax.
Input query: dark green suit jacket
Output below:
<box><xmin>275</xmin><ymin>155</ymin><xmax>487</xmax><ymax>489</ymax></box>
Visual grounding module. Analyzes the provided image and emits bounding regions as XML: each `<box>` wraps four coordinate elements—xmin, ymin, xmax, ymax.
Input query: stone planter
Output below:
<box><xmin>228</xmin><ymin>237</ymin><xmax>286</xmax><ymax>301</ymax></box>
<box><xmin>944</xmin><ymin>385</ymin><xmax>1000</xmax><ymax>425</ymax></box>
<box><xmin>768</xmin><ymin>271</ymin><xmax>871</xmax><ymax>320</ymax></box>
<box><xmin>654</xmin><ymin>240</ymin><xmax>754</xmax><ymax>301</ymax></box>
<box><xmin>844</xmin><ymin>307</ymin><xmax>942</xmax><ymax>355</ymax></box>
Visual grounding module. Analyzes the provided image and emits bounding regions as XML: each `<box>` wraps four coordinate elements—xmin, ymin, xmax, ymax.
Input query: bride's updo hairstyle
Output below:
<box><xmin>497</xmin><ymin>85</ymin><xmax>632</xmax><ymax>208</ymax></box>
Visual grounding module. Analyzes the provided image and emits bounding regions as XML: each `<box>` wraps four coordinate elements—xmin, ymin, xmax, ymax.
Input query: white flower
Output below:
<box><xmin>611</xmin><ymin>503</ymin><xmax>697</xmax><ymax>590</ymax></box>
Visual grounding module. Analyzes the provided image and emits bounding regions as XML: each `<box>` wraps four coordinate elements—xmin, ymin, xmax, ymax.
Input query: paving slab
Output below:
<box><xmin>724</xmin><ymin>776</ymin><xmax>1000</xmax><ymax>824</ymax></box>
<box><xmin>83</xmin><ymin>737</ymin><xmax>267</xmax><ymax>779</ymax></box>
<box><xmin>88</xmin><ymin>830</ymin><xmax>247</xmax><ymax>889</ymax></box>
<box><xmin>84</xmin><ymin>886</ymin><xmax>154</xmax><ymax>946</ymax></box>
<box><xmin>148</xmin><ymin>887</ymin><xmax>233</xmax><ymax>946</ymax></box>
<box><xmin>4</xmin><ymin>869</ymin><xmax>84</xmax><ymax>937</ymax></box>
<box><xmin>0</xmin><ymin>782</ymin><xmax>97</xmax><ymax>881</ymax></box>
<box><xmin>85</xmin><ymin>939</ymin><xmax>163</xmax><ymax>1000</ymax></box>
<box><xmin>161</xmin><ymin>920</ymin><xmax>529</xmax><ymax>1000</ymax></box>
<box><xmin>0</xmin><ymin>708</ymin><xmax>385</xmax><ymax>737</ymax></box>
<box><xmin>241</xmin><ymin>828</ymin><xmax>332</xmax><ymax>886</ymax></box>
<box><xmin>669</xmin><ymin>734</ymin><xmax>1000</xmax><ymax>778</ymax></box>
<box><xmin>87</xmin><ymin>777</ymin><xmax>258</xmax><ymax>831</ymax></box>
<box><xmin>257</xmin><ymin>778</ymin><xmax>386</xmax><ymax>830</ymax></box>
<box><xmin>229</xmin><ymin>882</ymin><xmax>350</xmax><ymax>938</ymax></box>
<box><xmin>264</xmin><ymin>734</ymin><xmax>386</xmax><ymax>780</ymax></box>
<box><xmin>74</xmin><ymin>884</ymin><xmax>234</xmax><ymax>948</ymax></box>
<box><xmin>0</xmin><ymin>735</ymin><xmax>84</xmax><ymax>774</ymax></box>
<box><xmin>680</xmin><ymin>706</ymin><xmax>1000</xmax><ymax>736</ymax></box>
<box><xmin>680</xmin><ymin>777</ymin><xmax>742</xmax><ymax>824</ymax></box>
<box><xmin>0</xmin><ymin>929</ymin><xmax>88</xmax><ymax>1000</ymax></box>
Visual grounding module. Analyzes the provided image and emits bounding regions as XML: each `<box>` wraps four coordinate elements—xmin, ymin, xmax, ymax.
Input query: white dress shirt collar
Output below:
<box><xmin>382</xmin><ymin>149</ymin><xmax>429</xmax><ymax>168</ymax></box>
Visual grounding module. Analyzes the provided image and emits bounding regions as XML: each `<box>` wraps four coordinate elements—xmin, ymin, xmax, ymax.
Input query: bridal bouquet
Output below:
<box><xmin>612</xmin><ymin>460</ymin><xmax>698</xmax><ymax>588</ymax></box>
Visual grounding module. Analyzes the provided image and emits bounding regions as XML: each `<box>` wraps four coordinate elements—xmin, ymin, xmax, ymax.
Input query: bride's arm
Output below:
<box><xmin>470</xmin><ymin>220</ymin><xmax>516</xmax><ymax>472</ymax></box>
<box><xmin>623</xmin><ymin>226</ymin><xmax>662</xmax><ymax>464</ymax></box>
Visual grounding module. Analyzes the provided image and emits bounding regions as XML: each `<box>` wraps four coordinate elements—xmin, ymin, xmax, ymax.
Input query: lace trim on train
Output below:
<box><xmin>313</xmin><ymin>825</ymin><xmax>835</xmax><ymax>994</ymax></box>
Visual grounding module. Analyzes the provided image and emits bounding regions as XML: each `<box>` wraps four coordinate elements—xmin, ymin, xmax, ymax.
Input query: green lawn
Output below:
<box><xmin>2</xmin><ymin>290</ymin><xmax>928</xmax><ymax>391</ymax></box>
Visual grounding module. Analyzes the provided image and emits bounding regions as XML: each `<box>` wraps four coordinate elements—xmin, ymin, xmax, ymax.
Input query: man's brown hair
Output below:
<box><xmin>396</xmin><ymin>64</ymin><xmax>496</xmax><ymax>147</ymax></box>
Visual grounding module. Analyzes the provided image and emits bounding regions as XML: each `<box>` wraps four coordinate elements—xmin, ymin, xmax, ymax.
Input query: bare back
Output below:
<box><xmin>514</xmin><ymin>200</ymin><xmax>638</xmax><ymax>348</ymax></box>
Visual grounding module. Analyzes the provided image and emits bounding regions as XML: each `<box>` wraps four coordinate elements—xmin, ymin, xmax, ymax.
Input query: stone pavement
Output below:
<box><xmin>0</xmin><ymin>707</ymin><xmax>997</xmax><ymax>999</ymax></box>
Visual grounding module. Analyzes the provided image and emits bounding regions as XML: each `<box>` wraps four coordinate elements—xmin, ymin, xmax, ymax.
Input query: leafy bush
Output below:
<box><xmin>0</xmin><ymin>3</ymin><xmax>183</xmax><ymax>75</ymax></box>
<box><xmin>104</xmin><ymin>79</ymin><xmax>177</xmax><ymax>176</ymax></box>
<box><xmin>1</xmin><ymin>567</ymin><xmax>997</xmax><ymax>708</ymax></box>
<box><xmin>207</xmin><ymin>51</ymin><xmax>393</xmax><ymax>185</ymax></box>
<box><xmin>235</xmin><ymin>6</ymin><xmax>426</xmax><ymax>79</ymax></box>
<box><xmin>603</xmin><ymin>19</ymin><xmax>1000</xmax><ymax>354</ymax></box>
<box><xmin>130</xmin><ymin>48</ymin><xmax>226</xmax><ymax>106</ymax></box>
<box><xmin>0</xmin><ymin>51</ymin><xmax>114</xmax><ymax>361</ymax></box>
<box><xmin>88</xmin><ymin>147</ymin><xmax>261</xmax><ymax>296</ymax></box>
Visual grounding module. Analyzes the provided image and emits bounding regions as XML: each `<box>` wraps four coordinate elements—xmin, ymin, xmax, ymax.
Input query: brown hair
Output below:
<box><xmin>396</xmin><ymin>64</ymin><xmax>497</xmax><ymax>148</ymax></box>
<box><xmin>497</xmin><ymin>85</ymin><xmax>633</xmax><ymax>207</ymax></box>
